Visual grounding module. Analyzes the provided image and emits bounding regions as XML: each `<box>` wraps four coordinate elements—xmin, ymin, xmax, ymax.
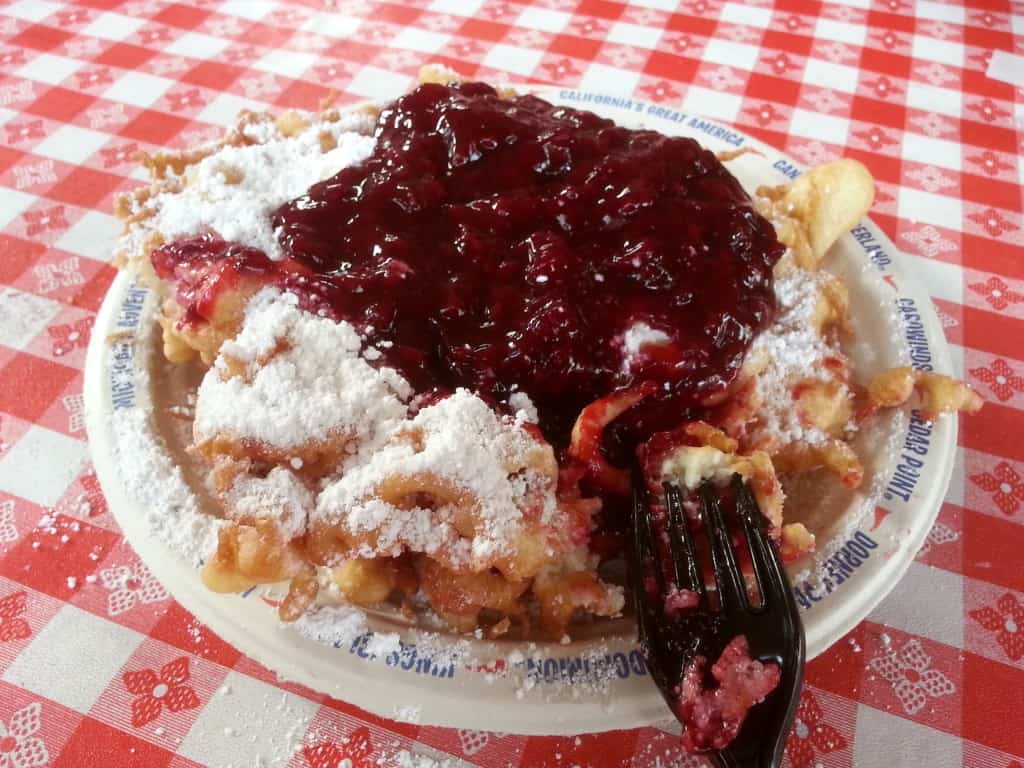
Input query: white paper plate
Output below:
<box><xmin>85</xmin><ymin>86</ymin><xmax>956</xmax><ymax>735</ymax></box>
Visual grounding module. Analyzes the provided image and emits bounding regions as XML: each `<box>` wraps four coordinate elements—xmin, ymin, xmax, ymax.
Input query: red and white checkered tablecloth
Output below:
<box><xmin>0</xmin><ymin>0</ymin><xmax>1022</xmax><ymax>765</ymax></box>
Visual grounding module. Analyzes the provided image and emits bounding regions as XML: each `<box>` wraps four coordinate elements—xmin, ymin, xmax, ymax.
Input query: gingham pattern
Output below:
<box><xmin>0</xmin><ymin>0</ymin><xmax>1021</xmax><ymax>766</ymax></box>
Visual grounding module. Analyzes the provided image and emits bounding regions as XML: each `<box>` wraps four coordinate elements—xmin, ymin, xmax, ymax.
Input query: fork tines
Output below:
<box><xmin>632</xmin><ymin>472</ymin><xmax>805</xmax><ymax>766</ymax></box>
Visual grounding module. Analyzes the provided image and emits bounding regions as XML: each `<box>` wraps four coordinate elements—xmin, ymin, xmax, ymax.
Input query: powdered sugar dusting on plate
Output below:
<box><xmin>746</xmin><ymin>266</ymin><xmax>844</xmax><ymax>448</ymax></box>
<box><xmin>105</xmin><ymin>335</ymin><xmax>222</xmax><ymax>567</ymax></box>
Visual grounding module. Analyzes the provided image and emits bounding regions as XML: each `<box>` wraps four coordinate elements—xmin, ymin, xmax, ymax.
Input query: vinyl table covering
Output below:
<box><xmin>0</xmin><ymin>0</ymin><xmax>1022</xmax><ymax>766</ymax></box>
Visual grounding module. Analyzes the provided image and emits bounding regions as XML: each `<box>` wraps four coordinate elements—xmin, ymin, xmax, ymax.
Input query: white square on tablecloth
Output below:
<box><xmin>481</xmin><ymin>44</ymin><xmax>545</xmax><ymax>77</ymax></box>
<box><xmin>607</xmin><ymin>22</ymin><xmax>663</xmax><ymax>49</ymax></box>
<box><xmin>164</xmin><ymin>31</ymin><xmax>231</xmax><ymax>59</ymax></box>
<box><xmin>427</xmin><ymin>0</ymin><xmax>485</xmax><ymax>17</ymax></box>
<box><xmin>0</xmin><ymin>187</ymin><xmax>36</xmax><ymax>230</ymax></box>
<box><xmin>900</xmin><ymin>133</ymin><xmax>961</xmax><ymax>171</ymax></box>
<box><xmin>2</xmin><ymin>0</ymin><xmax>62</xmax><ymax>22</ymax></box>
<box><xmin>946</xmin><ymin>447</ymin><xmax>965</xmax><ymax>507</ymax></box>
<box><xmin>31</xmin><ymin>124</ymin><xmax>111</xmax><ymax>165</ymax></box>
<box><xmin>720</xmin><ymin>2</ymin><xmax>772</xmax><ymax>29</ymax></box>
<box><xmin>947</xmin><ymin>342</ymin><xmax>964</xmax><ymax>379</ymax></box>
<box><xmin>701</xmin><ymin>38</ymin><xmax>759</xmax><ymax>71</ymax></box>
<box><xmin>302</xmin><ymin>13</ymin><xmax>362</xmax><ymax>39</ymax></box>
<box><xmin>196</xmin><ymin>92</ymin><xmax>270</xmax><ymax>127</ymax></box>
<box><xmin>898</xmin><ymin>188</ymin><xmax>962</xmax><ymax>229</ymax></box>
<box><xmin>802</xmin><ymin>57</ymin><xmax>860</xmax><ymax>93</ymax></box>
<box><xmin>1014</xmin><ymin>14</ymin><xmax>1024</xmax><ymax>37</ymax></box>
<box><xmin>814</xmin><ymin>18</ymin><xmax>867</xmax><ymax>46</ymax></box>
<box><xmin>683</xmin><ymin>86</ymin><xmax>742</xmax><ymax>123</ymax></box>
<box><xmin>217</xmin><ymin>0</ymin><xmax>277</xmax><ymax>20</ymax></box>
<box><xmin>579</xmin><ymin>63</ymin><xmax>641</xmax><ymax>96</ymax></box>
<box><xmin>0</xmin><ymin>107</ymin><xmax>16</xmax><ymax>126</ymax></box>
<box><xmin>0</xmin><ymin>425</ymin><xmax>87</xmax><ymax>506</ymax></box>
<box><xmin>788</xmin><ymin>108</ymin><xmax>850</xmax><ymax>145</ymax></box>
<box><xmin>2</xmin><ymin>605</ymin><xmax>144</xmax><ymax>713</ymax></box>
<box><xmin>389</xmin><ymin>28</ymin><xmax>453</xmax><ymax>54</ymax></box>
<box><xmin>853</xmin><ymin>706</ymin><xmax>962</xmax><ymax>768</ymax></box>
<box><xmin>177</xmin><ymin>670</ymin><xmax>319</xmax><ymax>766</ymax></box>
<box><xmin>80</xmin><ymin>12</ymin><xmax>147</xmax><ymax>42</ymax></box>
<box><xmin>514</xmin><ymin>7</ymin><xmax>571</xmax><ymax>33</ymax></box>
<box><xmin>0</xmin><ymin>287</ymin><xmax>62</xmax><ymax>351</ymax></box>
<box><xmin>911</xmin><ymin>35</ymin><xmax>965</xmax><ymax>67</ymax></box>
<box><xmin>14</xmin><ymin>54</ymin><xmax>84</xmax><ymax>86</ymax></box>
<box><xmin>101</xmin><ymin>71</ymin><xmax>176</xmax><ymax>109</ymax></box>
<box><xmin>828</xmin><ymin>0</ymin><xmax>871</xmax><ymax>7</ymax></box>
<box><xmin>900</xmin><ymin>253</ymin><xmax>962</xmax><ymax>305</ymax></box>
<box><xmin>55</xmin><ymin>210</ymin><xmax>120</xmax><ymax>262</ymax></box>
<box><xmin>906</xmin><ymin>82</ymin><xmax>962</xmax><ymax>118</ymax></box>
<box><xmin>347</xmin><ymin>66</ymin><xmax>414</xmax><ymax>100</ymax></box>
<box><xmin>915</xmin><ymin>1</ymin><xmax>966</xmax><ymax>24</ymax></box>
<box><xmin>252</xmin><ymin>50</ymin><xmax>318</xmax><ymax>78</ymax></box>
<box><xmin>867</xmin><ymin>560</ymin><xmax>964</xmax><ymax>649</ymax></box>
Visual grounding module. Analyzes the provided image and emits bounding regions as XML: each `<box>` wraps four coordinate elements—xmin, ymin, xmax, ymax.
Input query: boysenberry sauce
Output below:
<box><xmin>154</xmin><ymin>82</ymin><xmax>783</xmax><ymax>451</ymax></box>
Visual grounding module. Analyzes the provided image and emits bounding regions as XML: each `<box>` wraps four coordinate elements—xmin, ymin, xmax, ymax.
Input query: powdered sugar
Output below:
<box><xmin>194</xmin><ymin>288</ymin><xmax>411</xmax><ymax>451</ymax></box>
<box><xmin>394</xmin><ymin>750</ymin><xmax>464</xmax><ymax>768</ymax></box>
<box><xmin>509</xmin><ymin>390</ymin><xmax>539</xmax><ymax>423</ymax></box>
<box><xmin>315</xmin><ymin>389</ymin><xmax>557</xmax><ymax>567</ymax></box>
<box><xmin>151</xmin><ymin>123</ymin><xmax>375</xmax><ymax>260</ymax></box>
<box><xmin>106</xmin><ymin>337</ymin><xmax>222</xmax><ymax>567</ymax></box>
<box><xmin>193</xmin><ymin>289</ymin><xmax>563</xmax><ymax>569</ymax></box>
<box><xmin>745</xmin><ymin>267</ymin><xmax>843</xmax><ymax>447</ymax></box>
<box><xmin>620</xmin><ymin>322</ymin><xmax>670</xmax><ymax>371</ymax></box>
<box><xmin>290</xmin><ymin>603</ymin><xmax>370</xmax><ymax>647</ymax></box>
<box><xmin>222</xmin><ymin>466</ymin><xmax>312</xmax><ymax>541</ymax></box>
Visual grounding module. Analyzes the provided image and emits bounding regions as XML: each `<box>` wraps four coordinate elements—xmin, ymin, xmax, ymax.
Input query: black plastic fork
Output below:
<box><xmin>632</xmin><ymin>474</ymin><xmax>805</xmax><ymax>768</ymax></box>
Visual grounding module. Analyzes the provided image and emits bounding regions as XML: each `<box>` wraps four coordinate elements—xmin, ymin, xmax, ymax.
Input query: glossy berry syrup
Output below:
<box><xmin>154</xmin><ymin>82</ymin><xmax>783</xmax><ymax>450</ymax></box>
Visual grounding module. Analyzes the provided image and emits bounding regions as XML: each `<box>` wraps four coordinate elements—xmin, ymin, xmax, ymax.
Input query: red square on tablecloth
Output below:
<box><xmin>521</xmin><ymin>730</ymin><xmax>641</xmax><ymax>768</ymax></box>
<box><xmin>0</xmin><ymin>145</ymin><xmax>27</xmax><ymax>176</ymax></box>
<box><xmin>961</xmin><ymin>651</ymin><xmax>1024</xmax><ymax>756</ymax></box>
<box><xmin>9</xmin><ymin>24</ymin><xmax>72</xmax><ymax>53</ymax></box>
<box><xmin>273</xmin><ymin>79</ymin><xmax>333</xmax><ymax>111</ymax></box>
<box><xmin>94</xmin><ymin>42</ymin><xmax>157</xmax><ymax>70</ymax></box>
<box><xmin>24</xmin><ymin>86</ymin><xmax>95</xmax><ymax>123</ymax></box>
<box><xmin>962</xmin><ymin>401</ymin><xmax>1024</xmax><ymax>466</ymax></box>
<box><xmin>118</xmin><ymin>108</ymin><xmax>190</xmax><ymax>145</ymax></box>
<box><xmin>180</xmin><ymin>60</ymin><xmax>245</xmax><ymax>92</ymax></box>
<box><xmin>0</xmin><ymin>354</ymin><xmax>78</xmax><ymax>423</ymax></box>
<box><xmin>805</xmin><ymin>623</ymin><xmax>868</xmax><ymax>699</ymax></box>
<box><xmin>0</xmin><ymin>235</ymin><xmax>45</xmax><ymax>285</ymax></box>
<box><xmin>52</xmin><ymin>714</ymin><xmax>182</xmax><ymax>768</ymax></box>
<box><xmin>152</xmin><ymin>4</ymin><xmax>212</xmax><ymax>30</ymax></box>
<box><xmin>69</xmin><ymin>261</ymin><xmax>117</xmax><ymax>313</ymax></box>
<box><xmin>46</xmin><ymin>166</ymin><xmax>127</xmax><ymax>210</ymax></box>
<box><xmin>642</xmin><ymin>50</ymin><xmax>699</xmax><ymax>84</ymax></box>
<box><xmin>0</xmin><ymin>514</ymin><xmax>120</xmax><ymax>601</ymax></box>
<box><xmin>961</xmin><ymin>506</ymin><xmax>1024</xmax><ymax>594</ymax></box>
<box><xmin>961</xmin><ymin>172</ymin><xmax>1019</xmax><ymax>211</ymax></box>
